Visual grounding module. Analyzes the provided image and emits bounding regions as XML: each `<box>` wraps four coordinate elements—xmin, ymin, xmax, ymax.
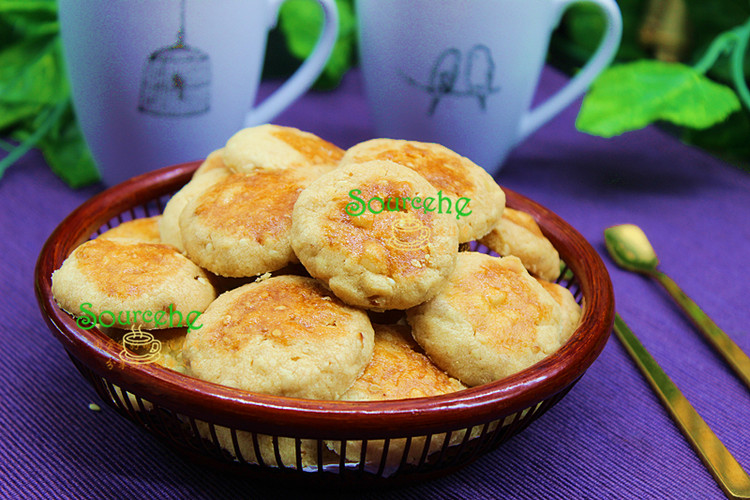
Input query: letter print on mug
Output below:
<box><xmin>137</xmin><ymin>0</ymin><xmax>211</xmax><ymax>117</ymax></box>
<box><xmin>402</xmin><ymin>44</ymin><xmax>501</xmax><ymax>116</ymax></box>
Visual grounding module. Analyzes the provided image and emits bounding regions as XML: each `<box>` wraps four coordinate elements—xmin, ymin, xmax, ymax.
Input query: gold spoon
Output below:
<box><xmin>605</xmin><ymin>224</ymin><xmax>750</xmax><ymax>390</ymax></box>
<box><xmin>613</xmin><ymin>314</ymin><xmax>750</xmax><ymax>499</ymax></box>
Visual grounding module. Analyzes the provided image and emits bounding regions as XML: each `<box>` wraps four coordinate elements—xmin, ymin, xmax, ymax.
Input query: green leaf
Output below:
<box><xmin>0</xmin><ymin>0</ymin><xmax>100</xmax><ymax>187</ymax></box>
<box><xmin>551</xmin><ymin>0</ymin><xmax>649</xmax><ymax>71</ymax></box>
<box><xmin>0</xmin><ymin>0</ymin><xmax>66</xmax><ymax>130</ymax></box>
<box><xmin>0</xmin><ymin>2</ymin><xmax>66</xmax><ymax>135</ymax></box>
<box><xmin>0</xmin><ymin>1</ymin><xmax>57</xmax><ymax>31</ymax></box>
<box><xmin>684</xmin><ymin>0</ymin><xmax>750</xmax><ymax>55</ymax></box>
<box><xmin>683</xmin><ymin>1</ymin><xmax>750</xmax><ymax>86</ymax></box>
<box><xmin>0</xmin><ymin>98</ymin><xmax>64</xmax><ymax>178</ymax></box>
<box><xmin>278</xmin><ymin>0</ymin><xmax>356</xmax><ymax>89</ymax></box>
<box><xmin>0</xmin><ymin>103</ymin><xmax>43</xmax><ymax>130</ymax></box>
<box><xmin>0</xmin><ymin>0</ymin><xmax>57</xmax><ymax>14</ymax></box>
<box><xmin>0</xmin><ymin>36</ymin><xmax>68</xmax><ymax>106</ymax></box>
<box><xmin>682</xmin><ymin>107</ymin><xmax>750</xmax><ymax>170</ymax></box>
<box><xmin>36</xmin><ymin>100</ymin><xmax>100</xmax><ymax>188</ymax></box>
<box><xmin>576</xmin><ymin>61</ymin><xmax>742</xmax><ymax>137</ymax></box>
<box><xmin>564</xmin><ymin>3</ymin><xmax>606</xmax><ymax>53</ymax></box>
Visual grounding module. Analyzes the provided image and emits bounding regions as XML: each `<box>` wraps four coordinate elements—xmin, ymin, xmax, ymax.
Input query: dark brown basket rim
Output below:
<box><xmin>34</xmin><ymin>161</ymin><xmax>614</xmax><ymax>438</ymax></box>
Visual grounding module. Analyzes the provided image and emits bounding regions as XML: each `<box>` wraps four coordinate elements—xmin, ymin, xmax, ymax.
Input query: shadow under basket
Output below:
<box><xmin>35</xmin><ymin>161</ymin><xmax>615</xmax><ymax>487</ymax></box>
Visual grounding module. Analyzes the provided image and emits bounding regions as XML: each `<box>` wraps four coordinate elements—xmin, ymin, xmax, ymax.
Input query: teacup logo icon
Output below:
<box><xmin>387</xmin><ymin>212</ymin><xmax>430</xmax><ymax>251</ymax></box>
<box><xmin>119</xmin><ymin>328</ymin><xmax>162</xmax><ymax>365</ymax></box>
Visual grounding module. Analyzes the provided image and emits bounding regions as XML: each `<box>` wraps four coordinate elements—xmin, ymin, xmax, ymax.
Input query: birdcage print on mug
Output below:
<box><xmin>138</xmin><ymin>0</ymin><xmax>211</xmax><ymax>117</ymax></box>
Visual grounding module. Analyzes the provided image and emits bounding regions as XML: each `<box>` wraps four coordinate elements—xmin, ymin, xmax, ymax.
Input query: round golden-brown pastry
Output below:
<box><xmin>193</xmin><ymin>148</ymin><xmax>227</xmax><ymax>177</ymax></box>
<box><xmin>51</xmin><ymin>238</ymin><xmax>217</xmax><ymax>330</ymax></box>
<box><xmin>159</xmin><ymin>166</ymin><xmax>231</xmax><ymax>252</ymax></box>
<box><xmin>290</xmin><ymin>160</ymin><xmax>459</xmax><ymax>310</ymax></box>
<box><xmin>340</xmin><ymin>139</ymin><xmax>505</xmax><ymax>242</ymax></box>
<box><xmin>223</xmin><ymin>124</ymin><xmax>343</xmax><ymax>174</ymax></box>
<box><xmin>155</xmin><ymin>328</ymin><xmax>188</xmax><ymax>372</ymax></box>
<box><xmin>536</xmin><ymin>279</ymin><xmax>581</xmax><ymax>343</ymax></box>
<box><xmin>341</xmin><ymin>324</ymin><xmax>465</xmax><ymax>401</ymax></box>
<box><xmin>407</xmin><ymin>252</ymin><xmax>564</xmax><ymax>386</ymax></box>
<box><xmin>330</xmin><ymin>323</ymin><xmax>467</xmax><ymax>467</ymax></box>
<box><xmin>183</xmin><ymin>275</ymin><xmax>375</xmax><ymax>400</ymax></box>
<box><xmin>98</xmin><ymin>216</ymin><xmax>162</xmax><ymax>244</ymax></box>
<box><xmin>479</xmin><ymin>207</ymin><xmax>561</xmax><ymax>281</ymax></box>
<box><xmin>179</xmin><ymin>169</ymin><xmax>318</xmax><ymax>277</ymax></box>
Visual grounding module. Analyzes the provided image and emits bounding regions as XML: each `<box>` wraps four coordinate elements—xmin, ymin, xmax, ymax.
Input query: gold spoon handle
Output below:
<box><xmin>613</xmin><ymin>314</ymin><xmax>750</xmax><ymax>499</ymax></box>
<box><xmin>651</xmin><ymin>270</ymin><xmax>750</xmax><ymax>390</ymax></box>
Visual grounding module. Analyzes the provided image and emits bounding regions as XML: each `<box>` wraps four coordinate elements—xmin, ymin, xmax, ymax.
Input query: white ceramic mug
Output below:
<box><xmin>356</xmin><ymin>0</ymin><xmax>622</xmax><ymax>174</ymax></box>
<box><xmin>59</xmin><ymin>0</ymin><xmax>338</xmax><ymax>186</ymax></box>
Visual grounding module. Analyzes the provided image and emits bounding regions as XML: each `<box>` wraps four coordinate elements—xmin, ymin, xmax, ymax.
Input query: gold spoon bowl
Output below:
<box><xmin>605</xmin><ymin>223</ymin><xmax>750</xmax><ymax>390</ymax></box>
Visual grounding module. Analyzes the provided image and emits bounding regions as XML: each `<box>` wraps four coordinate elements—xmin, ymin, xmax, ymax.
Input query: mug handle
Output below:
<box><xmin>516</xmin><ymin>0</ymin><xmax>622</xmax><ymax>144</ymax></box>
<box><xmin>244</xmin><ymin>0</ymin><xmax>339</xmax><ymax>126</ymax></box>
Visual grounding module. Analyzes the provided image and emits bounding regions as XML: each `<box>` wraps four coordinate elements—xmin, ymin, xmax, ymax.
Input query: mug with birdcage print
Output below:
<box><xmin>58</xmin><ymin>0</ymin><xmax>338</xmax><ymax>186</ymax></box>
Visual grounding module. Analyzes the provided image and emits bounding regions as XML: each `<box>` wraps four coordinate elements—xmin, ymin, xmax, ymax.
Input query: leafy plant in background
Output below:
<box><xmin>278</xmin><ymin>0</ymin><xmax>357</xmax><ymax>90</ymax></box>
<box><xmin>550</xmin><ymin>0</ymin><xmax>750</xmax><ymax>168</ymax></box>
<box><xmin>3</xmin><ymin>0</ymin><xmax>748</xmax><ymax>187</ymax></box>
<box><xmin>576</xmin><ymin>18</ymin><xmax>748</xmax><ymax>137</ymax></box>
<box><xmin>0</xmin><ymin>0</ymin><xmax>99</xmax><ymax>186</ymax></box>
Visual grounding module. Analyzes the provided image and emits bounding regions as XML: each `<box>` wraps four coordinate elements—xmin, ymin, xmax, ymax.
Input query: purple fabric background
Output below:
<box><xmin>1</xmin><ymin>68</ymin><xmax>748</xmax><ymax>499</ymax></box>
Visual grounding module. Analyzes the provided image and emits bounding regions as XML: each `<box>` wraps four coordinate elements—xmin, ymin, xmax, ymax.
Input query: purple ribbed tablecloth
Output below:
<box><xmin>2</xmin><ymin>68</ymin><xmax>748</xmax><ymax>499</ymax></box>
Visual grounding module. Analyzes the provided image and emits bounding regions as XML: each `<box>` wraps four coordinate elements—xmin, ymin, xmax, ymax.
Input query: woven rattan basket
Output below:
<box><xmin>35</xmin><ymin>161</ymin><xmax>614</xmax><ymax>486</ymax></box>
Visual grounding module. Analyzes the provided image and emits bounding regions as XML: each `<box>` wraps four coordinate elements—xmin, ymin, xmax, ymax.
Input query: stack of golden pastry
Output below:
<box><xmin>51</xmin><ymin>125</ymin><xmax>581</xmax><ymax>468</ymax></box>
